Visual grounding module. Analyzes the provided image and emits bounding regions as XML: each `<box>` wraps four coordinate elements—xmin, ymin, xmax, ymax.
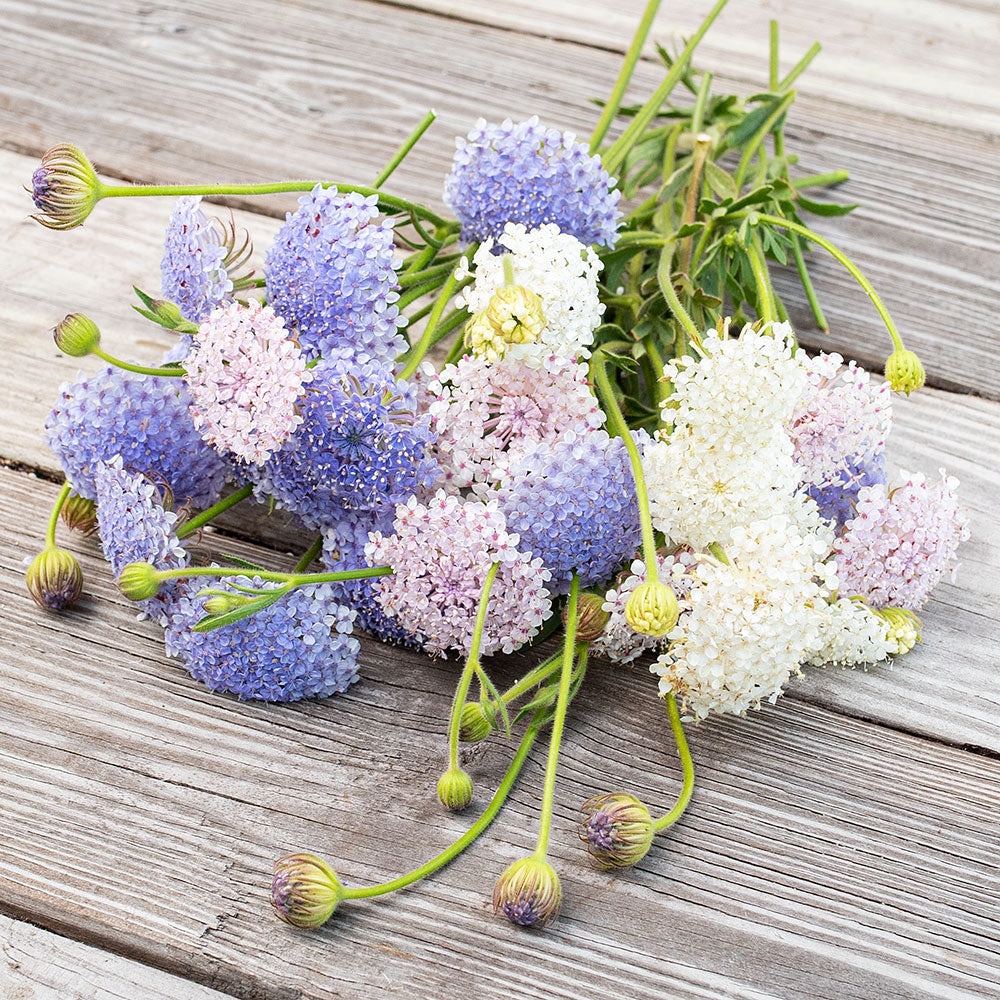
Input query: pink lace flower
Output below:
<box><xmin>184</xmin><ymin>300</ymin><xmax>312</xmax><ymax>464</ymax></box>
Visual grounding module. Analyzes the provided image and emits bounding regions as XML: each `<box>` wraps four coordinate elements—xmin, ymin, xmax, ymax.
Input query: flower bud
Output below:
<box><xmin>579</xmin><ymin>792</ymin><xmax>654</xmax><ymax>869</ymax></box>
<box><xmin>270</xmin><ymin>852</ymin><xmax>343</xmax><ymax>928</ymax></box>
<box><xmin>885</xmin><ymin>349</ymin><xmax>925</xmax><ymax>395</ymax></box>
<box><xmin>437</xmin><ymin>766</ymin><xmax>474</xmax><ymax>811</ymax></box>
<box><xmin>458</xmin><ymin>702</ymin><xmax>492</xmax><ymax>743</ymax></box>
<box><xmin>150</xmin><ymin>298</ymin><xmax>200</xmax><ymax>334</ymax></box>
<box><xmin>625</xmin><ymin>580</ymin><xmax>678</xmax><ymax>637</ymax></box>
<box><xmin>565</xmin><ymin>591</ymin><xmax>610</xmax><ymax>643</ymax></box>
<box><xmin>493</xmin><ymin>855</ymin><xmax>562</xmax><ymax>928</ymax></box>
<box><xmin>200</xmin><ymin>592</ymin><xmax>251</xmax><ymax>616</ymax></box>
<box><xmin>26</xmin><ymin>547</ymin><xmax>83</xmax><ymax>610</ymax></box>
<box><xmin>53</xmin><ymin>313</ymin><xmax>101</xmax><ymax>357</ymax></box>
<box><xmin>484</xmin><ymin>285</ymin><xmax>544</xmax><ymax>345</ymax></box>
<box><xmin>875</xmin><ymin>607</ymin><xmax>922</xmax><ymax>655</ymax></box>
<box><xmin>117</xmin><ymin>561</ymin><xmax>161</xmax><ymax>601</ymax></box>
<box><xmin>463</xmin><ymin>310</ymin><xmax>506</xmax><ymax>362</ymax></box>
<box><xmin>60</xmin><ymin>494</ymin><xmax>98</xmax><ymax>535</ymax></box>
<box><xmin>29</xmin><ymin>144</ymin><xmax>100</xmax><ymax>230</ymax></box>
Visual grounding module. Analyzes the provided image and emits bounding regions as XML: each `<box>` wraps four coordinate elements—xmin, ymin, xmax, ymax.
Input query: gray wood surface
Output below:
<box><xmin>1</xmin><ymin>1</ymin><xmax>998</xmax><ymax>998</ymax></box>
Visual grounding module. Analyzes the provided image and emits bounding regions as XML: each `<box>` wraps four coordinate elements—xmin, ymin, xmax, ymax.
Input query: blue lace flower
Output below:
<box><xmin>444</xmin><ymin>116</ymin><xmax>621</xmax><ymax>248</ymax></box>
<box><xmin>807</xmin><ymin>451</ymin><xmax>887</xmax><ymax>530</ymax></box>
<box><xmin>253</xmin><ymin>357</ymin><xmax>438</xmax><ymax>530</ymax></box>
<box><xmin>263</xmin><ymin>187</ymin><xmax>405</xmax><ymax>364</ymax></box>
<box><xmin>161</xmin><ymin>197</ymin><xmax>232</xmax><ymax>321</ymax></box>
<box><xmin>163</xmin><ymin>577</ymin><xmax>360</xmax><ymax>702</ymax></box>
<box><xmin>45</xmin><ymin>365</ymin><xmax>229</xmax><ymax>506</ymax></box>
<box><xmin>496</xmin><ymin>431</ymin><xmax>641</xmax><ymax>595</ymax></box>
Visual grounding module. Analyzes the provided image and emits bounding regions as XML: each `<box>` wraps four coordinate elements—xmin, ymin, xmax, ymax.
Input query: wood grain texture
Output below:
<box><xmin>0</xmin><ymin>2</ymin><xmax>998</xmax><ymax>395</ymax></box>
<box><xmin>2</xmin><ymin>469</ymin><xmax>1000</xmax><ymax>1000</ymax></box>
<box><xmin>0</xmin><ymin>914</ymin><xmax>233</xmax><ymax>999</ymax></box>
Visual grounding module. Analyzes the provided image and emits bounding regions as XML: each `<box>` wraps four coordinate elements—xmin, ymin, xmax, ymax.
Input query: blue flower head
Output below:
<box><xmin>161</xmin><ymin>196</ymin><xmax>233</xmax><ymax>322</ymax></box>
<box><xmin>263</xmin><ymin>186</ymin><xmax>405</xmax><ymax>365</ymax></box>
<box><xmin>807</xmin><ymin>451</ymin><xmax>887</xmax><ymax>530</ymax></box>
<box><xmin>444</xmin><ymin>116</ymin><xmax>622</xmax><ymax>248</ymax></box>
<box><xmin>164</xmin><ymin>577</ymin><xmax>360</xmax><ymax>702</ymax></box>
<box><xmin>496</xmin><ymin>431</ymin><xmax>641</xmax><ymax>595</ymax></box>
<box><xmin>45</xmin><ymin>365</ymin><xmax>229</xmax><ymax>507</ymax></box>
<box><xmin>253</xmin><ymin>357</ymin><xmax>438</xmax><ymax>530</ymax></box>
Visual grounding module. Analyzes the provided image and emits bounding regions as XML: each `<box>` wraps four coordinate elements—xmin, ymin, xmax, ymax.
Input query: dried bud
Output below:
<box><xmin>60</xmin><ymin>495</ymin><xmax>98</xmax><ymax>535</ymax></box>
<box><xmin>53</xmin><ymin>313</ymin><xmax>101</xmax><ymax>357</ymax></box>
<box><xmin>29</xmin><ymin>144</ymin><xmax>100</xmax><ymax>230</ymax></box>
<box><xmin>484</xmin><ymin>285</ymin><xmax>544</xmax><ymax>345</ymax></box>
<box><xmin>271</xmin><ymin>853</ymin><xmax>343</xmax><ymax>928</ymax></box>
<box><xmin>493</xmin><ymin>855</ymin><xmax>562</xmax><ymax>928</ymax></box>
<box><xmin>579</xmin><ymin>792</ymin><xmax>654</xmax><ymax>869</ymax></box>
<box><xmin>565</xmin><ymin>591</ymin><xmax>610</xmax><ymax>643</ymax></box>
<box><xmin>875</xmin><ymin>607</ymin><xmax>922</xmax><ymax>655</ymax></box>
<box><xmin>26</xmin><ymin>547</ymin><xmax>83</xmax><ymax>610</ymax></box>
<box><xmin>459</xmin><ymin>702</ymin><xmax>492</xmax><ymax>743</ymax></box>
<box><xmin>437</xmin><ymin>767</ymin><xmax>474</xmax><ymax>811</ymax></box>
<box><xmin>624</xmin><ymin>580</ymin><xmax>678</xmax><ymax>637</ymax></box>
<box><xmin>116</xmin><ymin>561</ymin><xmax>161</xmax><ymax>601</ymax></box>
<box><xmin>885</xmin><ymin>349</ymin><xmax>925</xmax><ymax>395</ymax></box>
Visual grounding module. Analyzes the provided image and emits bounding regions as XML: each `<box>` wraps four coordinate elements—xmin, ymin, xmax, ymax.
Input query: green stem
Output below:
<box><xmin>399</xmin><ymin>270</ymin><xmax>461</xmax><ymax>379</ymax></box>
<box><xmin>498</xmin><ymin>652</ymin><xmax>564</xmax><ymax>706</ymax></box>
<box><xmin>779</xmin><ymin>41</ymin><xmax>821</xmax><ymax>91</ymax></box>
<box><xmin>343</xmin><ymin>720</ymin><xmax>540</xmax><ymax>899</ymax></box>
<box><xmin>732</xmin><ymin>91</ymin><xmax>795</xmax><ymax>193</ymax></box>
<box><xmin>651</xmin><ymin>694</ymin><xmax>695</xmax><ymax>831</ymax></box>
<box><xmin>746</xmin><ymin>230</ymin><xmax>777</xmax><ymax>323</ymax></box>
<box><xmin>372</xmin><ymin>110</ymin><xmax>436</xmax><ymax>188</ymax></box>
<box><xmin>446</xmin><ymin>564</ymin><xmax>499</xmax><ymax>771</ymax></box>
<box><xmin>678</xmin><ymin>134</ymin><xmax>712</xmax><ymax>278</ymax></box>
<box><xmin>657</xmin><ymin>245</ymin><xmax>702</xmax><ymax>348</ymax></box>
<box><xmin>153</xmin><ymin>564</ymin><xmax>391</xmax><ymax>587</ymax></box>
<box><xmin>589</xmin><ymin>0</ymin><xmax>664</xmax><ymax>152</ymax></box>
<box><xmin>93</xmin><ymin>347</ymin><xmax>184</xmax><ymax>378</ymax></box>
<box><xmin>398</xmin><ymin>258</ymin><xmax>461</xmax><ymax>289</ymax></box>
<box><xmin>534</xmin><ymin>576</ymin><xmax>580</xmax><ymax>858</ymax></box>
<box><xmin>176</xmin><ymin>484</ymin><xmax>254</xmax><ymax>539</ymax></box>
<box><xmin>769</xmin><ymin>20</ymin><xmax>780</xmax><ymax>91</ymax></box>
<box><xmin>46</xmin><ymin>483</ymin><xmax>73</xmax><ymax>548</ymax></box>
<box><xmin>293</xmin><ymin>534</ymin><xmax>324</xmax><ymax>574</ymax></box>
<box><xmin>642</xmin><ymin>334</ymin><xmax>670</xmax><ymax>414</ymax></box>
<box><xmin>790</xmin><ymin>235</ymin><xmax>829</xmax><ymax>332</ymax></box>
<box><xmin>591</xmin><ymin>350</ymin><xmax>660</xmax><ymax>583</ymax></box>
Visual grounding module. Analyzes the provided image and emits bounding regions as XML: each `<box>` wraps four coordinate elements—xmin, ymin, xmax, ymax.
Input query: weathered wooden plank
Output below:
<box><xmin>0</xmin><ymin>3</ymin><xmax>997</xmax><ymax>395</ymax></box>
<box><xmin>0</xmin><ymin>914</ymin><xmax>233</xmax><ymax>1000</ymax></box>
<box><xmin>2</xmin><ymin>468</ymin><xmax>1000</xmax><ymax>1000</ymax></box>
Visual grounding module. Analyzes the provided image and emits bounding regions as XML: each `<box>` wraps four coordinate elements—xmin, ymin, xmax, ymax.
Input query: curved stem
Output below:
<box><xmin>343</xmin><ymin>720</ymin><xmax>540</xmax><ymax>899</ymax></box>
<box><xmin>176</xmin><ymin>484</ymin><xmax>254</xmax><ymax>539</ymax></box>
<box><xmin>498</xmin><ymin>652</ymin><xmax>563</xmax><ymax>706</ymax></box>
<box><xmin>446</xmin><ymin>563</ymin><xmax>499</xmax><ymax>771</ymax></box>
<box><xmin>372</xmin><ymin>110</ymin><xmax>436</xmax><ymax>188</ymax></box>
<box><xmin>153</xmin><ymin>564</ymin><xmax>391</xmax><ymax>587</ymax></box>
<box><xmin>398</xmin><ymin>269</ymin><xmax>461</xmax><ymax>380</ymax></box>
<box><xmin>93</xmin><ymin>347</ymin><xmax>184</xmax><ymax>378</ymax></box>
<box><xmin>746</xmin><ymin>230</ymin><xmax>777</xmax><ymax>323</ymax></box>
<box><xmin>657</xmin><ymin>245</ymin><xmax>702</xmax><ymax>348</ymax></box>
<box><xmin>46</xmin><ymin>483</ymin><xmax>72</xmax><ymax>548</ymax></box>
<box><xmin>651</xmin><ymin>693</ymin><xmax>695</xmax><ymax>831</ymax></box>
<box><xmin>534</xmin><ymin>576</ymin><xmax>580</xmax><ymax>858</ymax></box>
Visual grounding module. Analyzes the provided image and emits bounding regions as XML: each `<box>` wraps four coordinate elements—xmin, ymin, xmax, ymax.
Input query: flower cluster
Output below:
<box><xmin>161</xmin><ymin>196</ymin><xmax>233</xmax><ymax>321</ymax></box>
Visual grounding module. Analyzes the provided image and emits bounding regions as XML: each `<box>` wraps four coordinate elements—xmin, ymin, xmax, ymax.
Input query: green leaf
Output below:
<box><xmin>212</xmin><ymin>551</ymin><xmax>271</xmax><ymax>572</ymax></box>
<box><xmin>795</xmin><ymin>195</ymin><xmax>859</xmax><ymax>217</ymax></box>
<box><xmin>703</xmin><ymin>160</ymin><xmax>737</xmax><ymax>200</ymax></box>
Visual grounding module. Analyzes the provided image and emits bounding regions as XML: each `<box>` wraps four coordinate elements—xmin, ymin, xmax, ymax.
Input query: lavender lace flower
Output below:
<box><xmin>45</xmin><ymin>365</ymin><xmax>228</xmax><ymax>506</ymax></box>
<box><xmin>496</xmin><ymin>432</ymin><xmax>641</xmax><ymax>595</ymax></box>
<box><xmin>163</xmin><ymin>577</ymin><xmax>360</xmax><ymax>701</ymax></box>
<box><xmin>444</xmin><ymin>116</ymin><xmax>621</xmax><ymax>247</ymax></box>
<box><xmin>806</xmin><ymin>451</ymin><xmax>887</xmax><ymax>530</ymax></box>
<box><xmin>161</xmin><ymin>196</ymin><xmax>232</xmax><ymax>321</ymax></box>
<box><xmin>264</xmin><ymin>187</ymin><xmax>405</xmax><ymax>364</ymax></box>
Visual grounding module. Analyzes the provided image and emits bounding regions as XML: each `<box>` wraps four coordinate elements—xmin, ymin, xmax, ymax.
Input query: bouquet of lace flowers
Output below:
<box><xmin>25</xmin><ymin>0</ymin><xmax>968</xmax><ymax>931</ymax></box>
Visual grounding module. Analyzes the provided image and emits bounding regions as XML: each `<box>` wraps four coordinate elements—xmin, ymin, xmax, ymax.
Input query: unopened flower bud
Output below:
<box><xmin>117</xmin><ymin>561</ymin><xmax>161</xmax><ymax>601</ymax></box>
<box><xmin>150</xmin><ymin>298</ymin><xmax>199</xmax><ymax>334</ymax></box>
<box><xmin>29</xmin><ymin>144</ymin><xmax>100</xmax><ymax>230</ymax></box>
<box><xmin>200</xmin><ymin>592</ymin><xmax>251</xmax><ymax>616</ymax></box>
<box><xmin>579</xmin><ymin>792</ymin><xmax>654</xmax><ymax>869</ymax></box>
<box><xmin>271</xmin><ymin>852</ymin><xmax>343</xmax><ymax>928</ymax></box>
<box><xmin>437</xmin><ymin>766</ymin><xmax>473</xmax><ymax>811</ymax></box>
<box><xmin>459</xmin><ymin>702</ymin><xmax>492</xmax><ymax>743</ymax></box>
<box><xmin>565</xmin><ymin>591</ymin><xmax>610</xmax><ymax>643</ymax></box>
<box><xmin>885</xmin><ymin>349</ymin><xmax>925</xmax><ymax>395</ymax></box>
<box><xmin>484</xmin><ymin>285</ymin><xmax>544</xmax><ymax>345</ymax></box>
<box><xmin>493</xmin><ymin>855</ymin><xmax>562</xmax><ymax>928</ymax></box>
<box><xmin>875</xmin><ymin>607</ymin><xmax>922</xmax><ymax>655</ymax></box>
<box><xmin>53</xmin><ymin>313</ymin><xmax>101</xmax><ymax>357</ymax></box>
<box><xmin>463</xmin><ymin>310</ymin><xmax>506</xmax><ymax>362</ymax></box>
<box><xmin>60</xmin><ymin>494</ymin><xmax>98</xmax><ymax>535</ymax></box>
<box><xmin>26</xmin><ymin>547</ymin><xmax>83</xmax><ymax>610</ymax></box>
<box><xmin>625</xmin><ymin>580</ymin><xmax>678</xmax><ymax>637</ymax></box>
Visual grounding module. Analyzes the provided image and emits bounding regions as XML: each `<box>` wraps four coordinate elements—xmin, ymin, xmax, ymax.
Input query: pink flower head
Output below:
<box><xmin>184</xmin><ymin>300</ymin><xmax>312</xmax><ymax>464</ymax></box>
<box><xmin>424</xmin><ymin>353</ymin><xmax>604</xmax><ymax>491</ymax></box>
<box><xmin>834</xmin><ymin>471</ymin><xmax>969</xmax><ymax>609</ymax></box>
<box><xmin>365</xmin><ymin>490</ymin><xmax>553</xmax><ymax>657</ymax></box>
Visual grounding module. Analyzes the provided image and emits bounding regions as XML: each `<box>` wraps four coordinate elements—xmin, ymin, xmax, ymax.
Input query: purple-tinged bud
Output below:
<box><xmin>53</xmin><ymin>313</ymin><xmax>101</xmax><ymax>357</ymax></box>
<box><xmin>579</xmin><ymin>792</ymin><xmax>654</xmax><ymax>869</ymax></box>
<box><xmin>885</xmin><ymin>349</ymin><xmax>925</xmax><ymax>395</ymax></box>
<box><xmin>29</xmin><ymin>144</ymin><xmax>100</xmax><ymax>230</ymax></box>
<box><xmin>625</xmin><ymin>580</ymin><xmax>678</xmax><ymax>637</ymax></box>
<box><xmin>60</xmin><ymin>494</ymin><xmax>98</xmax><ymax>535</ymax></box>
<box><xmin>116</xmin><ymin>561</ymin><xmax>161</xmax><ymax>601</ymax></box>
<box><xmin>493</xmin><ymin>856</ymin><xmax>562</xmax><ymax>928</ymax></box>
<box><xmin>271</xmin><ymin>853</ymin><xmax>343</xmax><ymax>928</ymax></box>
<box><xmin>458</xmin><ymin>702</ymin><xmax>491</xmax><ymax>743</ymax></box>
<box><xmin>565</xmin><ymin>591</ymin><xmax>610</xmax><ymax>643</ymax></box>
<box><xmin>26</xmin><ymin>547</ymin><xmax>83</xmax><ymax>610</ymax></box>
<box><xmin>437</xmin><ymin>766</ymin><xmax>474</xmax><ymax>811</ymax></box>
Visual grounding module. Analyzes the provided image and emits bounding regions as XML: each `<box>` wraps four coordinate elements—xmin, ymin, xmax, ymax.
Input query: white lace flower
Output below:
<box><xmin>806</xmin><ymin>598</ymin><xmax>893</xmax><ymax>668</ymax></box>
